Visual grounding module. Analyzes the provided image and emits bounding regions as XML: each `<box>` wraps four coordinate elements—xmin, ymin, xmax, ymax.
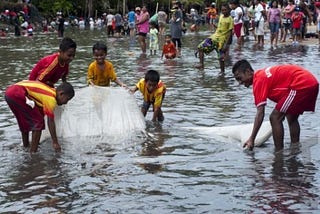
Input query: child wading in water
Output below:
<box><xmin>195</xmin><ymin>4</ymin><xmax>233</xmax><ymax>73</ymax></box>
<box><xmin>130</xmin><ymin>70</ymin><xmax>166</xmax><ymax>122</ymax></box>
<box><xmin>149</xmin><ymin>22</ymin><xmax>159</xmax><ymax>55</ymax></box>
<box><xmin>161</xmin><ymin>34</ymin><xmax>177</xmax><ymax>59</ymax></box>
<box><xmin>87</xmin><ymin>41</ymin><xmax>127</xmax><ymax>87</ymax></box>
<box><xmin>5</xmin><ymin>81</ymin><xmax>75</xmax><ymax>153</ymax></box>
<box><xmin>29</xmin><ymin>37</ymin><xmax>77</xmax><ymax>87</ymax></box>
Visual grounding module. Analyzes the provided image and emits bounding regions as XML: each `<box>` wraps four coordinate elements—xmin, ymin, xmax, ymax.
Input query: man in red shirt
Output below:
<box><xmin>29</xmin><ymin>37</ymin><xmax>76</xmax><ymax>87</ymax></box>
<box><xmin>5</xmin><ymin>81</ymin><xmax>75</xmax><ymax>153</ymax></box>
<box><xmin>232</xmin><ymin>59</ymin><xmax>319</xmax><ymax>151</ymax></box>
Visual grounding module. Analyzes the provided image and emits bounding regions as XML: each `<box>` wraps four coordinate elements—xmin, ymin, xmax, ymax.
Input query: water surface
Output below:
<box><xmin>0</xmin><ymin>29</ymin><xmax>319</xmax><ymax>213</ymax></box>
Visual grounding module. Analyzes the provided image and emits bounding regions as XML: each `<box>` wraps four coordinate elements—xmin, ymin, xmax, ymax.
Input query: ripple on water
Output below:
<box><xmin>0</xmin><ymin>29</ymin><xmax>319</xmax><ymax>213</ymax></box>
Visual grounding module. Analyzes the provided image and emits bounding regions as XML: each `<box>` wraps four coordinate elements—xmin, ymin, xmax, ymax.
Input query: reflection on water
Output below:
<box><xmin>0</xmin><ymin>29</ymin><xmax>319</xmax><ymax>213</ymax></box>
<box><xmin>248</xmin><ymin>142</ymin><xmax>319</xmax><ymax>213</ymax></box>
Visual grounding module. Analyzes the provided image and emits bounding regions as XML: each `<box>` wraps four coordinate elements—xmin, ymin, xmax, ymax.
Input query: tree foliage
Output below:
<box><xmin>2</xmin><ymin>0</ymin><xmax>233</xmax><ymax>20</ymax></box>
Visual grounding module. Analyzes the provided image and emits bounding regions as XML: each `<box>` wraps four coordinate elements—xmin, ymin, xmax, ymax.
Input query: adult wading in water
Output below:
<box><xmin>136</xmin><ymin>6</ymin><xmax>150</xmax><ymax>55</ymax></box>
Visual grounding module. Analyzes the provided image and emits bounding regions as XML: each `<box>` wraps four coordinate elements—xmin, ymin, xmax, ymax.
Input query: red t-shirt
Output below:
<box><xmin>253</xmin><ymin>65</ymin><xmax>318</xmax><ymax>107</ymax></box>
<box><xmin>29</xmin><ymin>53</ymin><xmax>69</xmax><ymax>86</ymax></box>
<box><xmin>162</xmin><ymin>42</ymin><xmax>176</xmax><ymax>58</ymax></box>
<box><xmin>291</xmin><ymin>12</ymin><xmax>303</xmax><ymax>29</ymax></box>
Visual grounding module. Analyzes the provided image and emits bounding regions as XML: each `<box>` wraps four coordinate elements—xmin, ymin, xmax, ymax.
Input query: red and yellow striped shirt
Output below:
<box><xmin>16</xmin><ymin>80</ymin><xmax>57</xmax><ymax>118</ymax></box>
<box><xmin>29</xmin><ymin>53</ymin><xmax>69</xmax><ymax>86</ymax></box>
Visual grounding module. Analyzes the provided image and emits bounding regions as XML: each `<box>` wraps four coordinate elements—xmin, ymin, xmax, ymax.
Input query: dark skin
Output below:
<box><xmin>195</xmin><ymin>6</ymin><xmax>232</xmax><ymax>73</ymax></box>
<box><xmin>22</xmin><ymin>90</ymin><xmax>73</xmax><ymax>153</ymax></box>
<box><xmin>130</xmin><ymin>80</ymin><xmax>164</xmax><ymax>122</ymax></box>
<box><xmin>233</xmin><ymin>68</ymin><xmax>300</xmax><ymax>151</ymax></box>
<box><xmin>87</xmin><ymin>49</ymin><xmax>127</xmax><ymax>88</ymax></box>
<box><xmin>44</xmin><ymin>47</ymin><xmax>76</xmax><ymax>87</ymax></box>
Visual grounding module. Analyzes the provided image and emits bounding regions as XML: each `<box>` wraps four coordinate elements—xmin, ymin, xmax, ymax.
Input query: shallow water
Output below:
<box><xmin>0</xmin><ymin>28</ymin><xmax>319</xmax><ymax>213</ymax></box>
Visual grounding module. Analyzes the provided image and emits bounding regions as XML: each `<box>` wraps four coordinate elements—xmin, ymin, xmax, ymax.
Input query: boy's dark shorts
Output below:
<box><xmin>138</xmin><ymin>32</ymin><xmax>147</xmax><ymax>37</ymax></box>
<box><xmin>141</xmin><ymin>93</ymin><xmax>165</xmax><ymax>112</ymax></box>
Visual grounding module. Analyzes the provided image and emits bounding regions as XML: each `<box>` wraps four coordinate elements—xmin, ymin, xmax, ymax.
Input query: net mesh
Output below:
<box><xmin>42</xmin><ymin>86</ymin><xmax>146</xmax><ymax>141</ymax></box>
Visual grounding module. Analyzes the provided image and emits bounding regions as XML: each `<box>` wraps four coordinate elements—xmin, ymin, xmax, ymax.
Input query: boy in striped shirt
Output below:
<box><xmin>5</xmin><ymin>80</ymin><xmax>75</xmax><ymax>153</ymax></box>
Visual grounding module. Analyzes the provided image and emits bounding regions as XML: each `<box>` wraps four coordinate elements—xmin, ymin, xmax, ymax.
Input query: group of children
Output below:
<box><xmin>4</xmin><ymin>30</ymin><xmax>319</xmax><ymax>154</ymax></box>
<box><xmin>5</xmin><ymin>37</ymin><xmax>166</xmax><ymax>153</ymax></box>
<box><xmin>149</xmin><ymin>22</ymin><xmax>177</xmax><ymax>59</ymax></box>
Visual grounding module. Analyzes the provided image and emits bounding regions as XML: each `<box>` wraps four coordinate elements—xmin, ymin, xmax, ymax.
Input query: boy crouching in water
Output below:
<box><xmin>130</xmin><ymin>70</ymin><xmax>166</xmax><ymax>122</ymax></box>
<box><xmin>5</xmin><ymin>81</ymin><xmax>75</xmax><ymax>153</ymax></box>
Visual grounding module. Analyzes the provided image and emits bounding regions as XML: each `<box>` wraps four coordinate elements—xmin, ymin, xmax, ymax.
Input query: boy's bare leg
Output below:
<box><xmin>270</xmin><ymin>109</ymin><xmax>285</xmax><ymax>151</ymax></box>
<box><xmin>286</xmin><ymin>114</ymin><xmax>300</xmax><ymax>144</ymax></box>
<box><xmin>219</xmin><ymin>58</ymin><xmax>225</xmax><ymax>74</ymax></box>
<box><xmin>275</xmin><ymin>32</ymin><xmax>279</xmax><ymax>46</ymax></box>
<box><xmin>141</xmin><ymin>107</ymin><xmax>147</xmax><ymax>117</ymax></box>
<box><xmin>177</xmin><ymin>47</ymin><xmax>181</xmax><ymax>57</ymax></box>
<box><xmin>21</xmin><ymin>131</ymin><xmax>29</xmax><ymax>147</ymax></box>
<box><xmin>157</xmin><ymin>108</ymin><xmax>164</xmax><ymax>121</ymax></box>
<box><xmin>30</xmin><ymin>130</ymin><xmax>42</xmax><ymax>153</ymax></box>
<box><xmin>195</xmin><ymin>49</ymin><xmax>204</xmax><ymax>69</ymax></box>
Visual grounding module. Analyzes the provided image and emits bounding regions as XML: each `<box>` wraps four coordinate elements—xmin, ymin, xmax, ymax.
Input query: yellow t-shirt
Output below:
<box><xmin>136</xmin><ymin>78</ymin><xmax>166</xmax><ymax>108</ymax></box>
<box><xmin>87</xmin><ymin>60</ymin><xmax>116</xmax><ymax>86</ymax></box>
<box><xmin>210</xmin><ymin>14</ymin><xmax>234</xmax><ymax>49</ymax></box>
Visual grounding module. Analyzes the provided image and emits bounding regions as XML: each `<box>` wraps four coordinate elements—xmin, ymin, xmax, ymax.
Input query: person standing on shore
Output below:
<box><xmin>267</xmin><ymin>0</ymin><xmax>281</xmax><ymax>47</ymax></box>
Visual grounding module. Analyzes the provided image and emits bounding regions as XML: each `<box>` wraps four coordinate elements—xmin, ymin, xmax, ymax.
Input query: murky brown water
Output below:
<box><xmin>0</xmin><ymin>28</ymin><xmax>319</xmax><ymax>213</ymax></box>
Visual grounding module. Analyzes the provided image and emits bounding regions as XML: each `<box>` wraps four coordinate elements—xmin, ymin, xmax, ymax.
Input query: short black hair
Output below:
<box><xmin>229</xmin><ymin>0</ymin><xmax>240</xmax><ymax>5</ymax></box>
<box><xmin>232</xmin><ymin>59</ymin><xmax>254</xmax><ymax>74</ymax></box>
<box><xmin>92</xmin><ymin>41</ymin><xmax>107</xmax><ymax>53</ymax></box>
<box><xmin>59</xmin><ymin>37</ymin><xmax>77</xmax><ymax>52</ymax></box>
<box><xmin>221</xmin><ymin>3</ymin><xmax>231</xmax><ymax>11</ymax></box>
<box><xmin>56</xmin><ymin>82</ymin><xmax>75</xmax><ymax>98</ymax></box>
<box><xmin>145</xmin><ymin>70</ymin><xmax>160</xmax><ymax>82</ymax></box>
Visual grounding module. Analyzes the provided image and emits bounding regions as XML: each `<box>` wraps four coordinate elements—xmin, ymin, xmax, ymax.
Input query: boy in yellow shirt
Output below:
<box><xmin>87</xmin><ymin>41</ymin><xmax>126</xmax><ymax>87</ymax></box>
<box><xmin>130</xmin><ymin>70</ymin><xmax>166</xmax><ymax>122</ymax></box>
<box><xmin>195</xmin><ymin>4</ymin><xmax>233</xmax><ymax>73</ymax></box>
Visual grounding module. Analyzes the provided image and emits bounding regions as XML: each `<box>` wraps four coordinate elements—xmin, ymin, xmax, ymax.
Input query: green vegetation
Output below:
<box><xmin>1</xmin><ymin>0</ymin><xmax>211</xmax><ymax>19</ymax></box>
<box><xmin>0</xmin><ymin>0</ymin><xmax>234</xmax><ymax>22</ymax></box>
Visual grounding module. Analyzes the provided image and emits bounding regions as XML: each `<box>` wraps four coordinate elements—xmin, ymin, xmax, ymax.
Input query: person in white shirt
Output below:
<box><xmin>254</xmin><ymin>0</ymin><xmax>266</xmax><ymax>47</ymax></box>
<box><xmin>230</xmin><ymin>0</ymin><xmax>244</xmax><ymax>49</ymax></box>
<box><xmin>106</xmin><ymin>11</ymin><xmax>115</xmax><ymax>37</ymax></box>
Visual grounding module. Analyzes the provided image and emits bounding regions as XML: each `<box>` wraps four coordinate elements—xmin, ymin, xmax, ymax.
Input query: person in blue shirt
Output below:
<box><xmin>127</xmin><ymin>9</ymin><xmax>136</xmax><ymax>37</ymax></box>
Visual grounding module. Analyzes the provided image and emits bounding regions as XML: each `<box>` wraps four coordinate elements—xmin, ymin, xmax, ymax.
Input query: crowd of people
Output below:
<box><xmin>2</xmin><ymin>1</ymin><xmax>320</xmax><ymax>155</ymax></box>
<box><xmin>2</xmin><ymin>0</ymin><xmax>320</xmax><ymax>54</ymax></box>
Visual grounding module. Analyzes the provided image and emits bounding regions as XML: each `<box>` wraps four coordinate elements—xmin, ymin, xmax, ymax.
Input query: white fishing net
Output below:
<box><xmin>41</xmin><ymin>86</ymin><xmax>146</xmax><ymax>141</ymax></box>
<box><xmin>184</xmin><ymin>121</ymin><xmax>272</xmax><ymax>147</ymax></box>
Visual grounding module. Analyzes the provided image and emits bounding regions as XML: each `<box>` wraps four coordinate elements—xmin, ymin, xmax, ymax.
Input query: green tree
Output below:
<box><xmin>53</xmin><ymin>0</ymin><xmax>74</xmax><ymax>15</ymax></box>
